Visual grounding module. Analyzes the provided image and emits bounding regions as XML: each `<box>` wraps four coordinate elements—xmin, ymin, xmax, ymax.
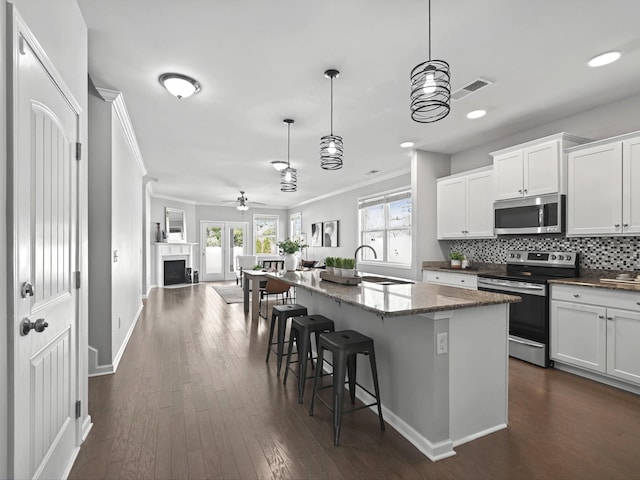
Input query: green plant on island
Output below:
<box><xmin>325</xmin><ymin>257</ymin><xmax>335</xmax><ymax>267</ymax></box>
<box><xmin>342</xmin><ymin>258</ymin><xmax>355</xmax><ymax>269</ymax></box>
<box><xmin>253</xmin><ymin>264</ymin><xmax>263</xmax><ymax>270</ymax></box>
<box><xmin>450</xmin><ymin>251</ymin><xmax>465</xmax><ymax>261</ymax></box>
<box><xmin>277</xmin><ymin>238</ymin><xmax>308</xmax><ymax>254</ymax></box>
<box><xmin>333</xmin><ymin>257</ymin><xmax>344</xmax><ymax>268</ymax></box>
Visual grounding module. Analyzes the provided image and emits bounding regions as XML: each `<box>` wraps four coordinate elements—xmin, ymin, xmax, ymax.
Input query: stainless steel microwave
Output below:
<box><xmin>493</xmin><ymin>194</ymin><xmax>565</xmax><ymax>235</ymax></box>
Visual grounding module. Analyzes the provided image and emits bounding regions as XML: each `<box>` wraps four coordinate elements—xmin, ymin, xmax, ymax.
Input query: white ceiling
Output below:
<box><xmin>77</xmin><ymin>0</ymin><xmax>640</xmax><ymax>209</ymax></box>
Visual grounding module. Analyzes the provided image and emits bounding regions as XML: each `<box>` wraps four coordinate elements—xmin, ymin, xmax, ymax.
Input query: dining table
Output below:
<box><xmin>243</xmin><ymin>269</ymin><xmax>268</xmax><ymax>320</ymax></box>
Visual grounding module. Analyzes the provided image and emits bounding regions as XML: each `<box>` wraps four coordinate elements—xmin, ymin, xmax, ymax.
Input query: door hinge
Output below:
<box><xmin>75</xmin><ymin>400</ymin><xmax>81</xmax><ymax>419</ymax></box>
<box><xmin>76</xmin><ymin>142</ymin><xmax>82</xmax><ymax>161</ymax></box>
<box><xmin>74</xmin><ymin>271</ymin><xmax>81</xmax><ymax>289</ymax></box>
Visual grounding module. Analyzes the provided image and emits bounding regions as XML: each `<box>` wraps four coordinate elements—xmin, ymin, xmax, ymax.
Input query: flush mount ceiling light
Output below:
<box><xmin>400</xmin><ymin>141</ymin><xmax>415</xmax><ymax>148</ymax></box>
<box><xmin>467</xmin><ymin>109</ymin><xmax>486</xmax><ymax>119</ymax></box>
<box><xmin>158</xmin><ymin>73</ymin><xmax>201</xmax><ymax>99</ymax></box>
<box><xmin>588</xmin><ymin>51</ymin><xmax>621</xmax><ymax>68</ymax></box>
<box><xmin>280</xmin><ymin>119</ymin><xmax>297</xmax><ymax>192</ymax></box>
<box><xmin>410</xmin><ymin>0</ymin><xmax>451</xmax><ymax>123</ymax></box>
<box><xmin>271</xmin><ymin>160</ymin><xmax>288</xmax><ymax>171</ymax></box>
<box><xmin>320</xmin><ymin>69</ymin><xmax>344</xmax><ymax>170</ymax></box>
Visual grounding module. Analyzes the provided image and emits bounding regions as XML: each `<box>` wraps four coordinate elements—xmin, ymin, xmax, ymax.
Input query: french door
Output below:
<box><xmin>201</xmin><ymin>221</ymin><xmax>248</xmax><ymax>281</ymax></box>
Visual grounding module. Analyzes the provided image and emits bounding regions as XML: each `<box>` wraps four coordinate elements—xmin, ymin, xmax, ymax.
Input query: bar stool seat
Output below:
<box><xmin>266</xmin><ymin>303</ymin><xmax>308</xmax><ymax>375</ymax></box>
<box><xmin>283</xmin><ymin>315</ymin><xmax>335</xmax><ymax>403</ymax></box>
<box><xmin>309</xmin><ymin>330</ymin><xmax>385</xmax><ymax>446</ymax></box>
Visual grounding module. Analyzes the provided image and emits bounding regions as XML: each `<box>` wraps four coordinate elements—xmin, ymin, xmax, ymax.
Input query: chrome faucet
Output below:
<box><xmin>354</xmin><ymin>245</ymin><xmax>377</xmax><ymax>274</ymax></box>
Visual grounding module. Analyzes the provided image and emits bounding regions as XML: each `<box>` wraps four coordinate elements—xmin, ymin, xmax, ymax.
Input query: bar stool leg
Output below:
<box><xmin>276</xmin><ymin>312</ymin><xmax>288</xmax><ymax>376</ymax></box>
<box><xmin>283</xmin><ymin>326</ymin><xmax>297</xmax><ymax>385</ymax></box>
<box><xmin>309</xmin><ymin>346</ymin><xmax>325</xmax><ymax>416</ymax></box>
<box><xmin>296</xmin><ymin>332</ymin><xmax>312</xmax><ymax>403</ymax></box>
<box><xmin>265</xmin><ymin>311</ymin><xmax>277</xmax><ymax>364</ymax></box>
<box><xmin>347</xmin><ymin>353</ymin><xmax>357</xmax><ymax>405</ymax></box>
<box><xmin>368</xmin><ymin>347</ymin><xmax>385</xmax><ymax>431</ymax></box>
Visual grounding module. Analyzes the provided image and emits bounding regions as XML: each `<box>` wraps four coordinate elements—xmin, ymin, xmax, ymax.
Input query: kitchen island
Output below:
<box><xmin>271</xmin><ymin>270</ymin><xmax>520</xmax><ymax>461</ymax></box>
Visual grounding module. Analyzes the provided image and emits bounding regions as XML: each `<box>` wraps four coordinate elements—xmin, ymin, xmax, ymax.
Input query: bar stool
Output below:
<box><xmin>309</xmin><ymin>330</ymin><xmax>385</xmax><ymax>446</ymax></box>
<box><xmin>283</xmin><ymin>315</ymin><xmax>335</xmax><ymax>403</ymax></box>
<box><xmin>266</xmin><ymin>303</ymin><xmax>308</xmax><ymax>375</ymax></box>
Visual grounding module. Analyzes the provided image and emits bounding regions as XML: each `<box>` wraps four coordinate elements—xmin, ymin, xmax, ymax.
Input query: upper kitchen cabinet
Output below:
<box><xmin>491</xmin><ymin>133</ymin><xmax>589</xmax><ymax>201</ymax></box>
<box><xmin>437</xmin><ymin>167</ymin><xmax>494</xmax><ymax>239</ymax></box>
<box><xmin>567</xmin><ymin>132</ymin><xmax>640</xmax><ymax>236</ymax></box>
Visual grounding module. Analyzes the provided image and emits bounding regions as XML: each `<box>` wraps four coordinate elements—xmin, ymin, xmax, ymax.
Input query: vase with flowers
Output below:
<box><xmin>277</xmin><ymin>238</ymin><xmax>308</xmax><ymax>271</ymax></box>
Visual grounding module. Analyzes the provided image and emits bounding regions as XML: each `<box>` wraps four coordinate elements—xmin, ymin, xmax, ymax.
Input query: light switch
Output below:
<box><xmin>113</xmin><ymin>250</ymin><xmax>119</xmax><ymax>263</ymax></box>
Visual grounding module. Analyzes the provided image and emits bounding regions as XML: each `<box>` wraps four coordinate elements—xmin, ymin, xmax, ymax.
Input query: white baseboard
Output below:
<box><xmin>452</xmin><ymin>423</ymin><xmax>507</xmax><ymax>447</ymax></box>
<box><xmin>112</xmin><ymin>302</ymin><xmax>143</xmax><ymax>373</ymax></box>
<box><xmin>554</xmin><ymin>362</ymin><xmax>640</xmax><ymax>395</ymax></box>
<box><xmin>87</xmin><ymin>346</ymin><xmax>113</xmax><ymax>377</ymax></box>
<box><xmin>61</xmin><ymin>446</ymin><xmax>80</xmax><ymax>480</ymax></box>
<box><xmin>355</xmin><ymin>387</ymin><xmax>456</xmax><ymax>461</ymax></box>
<box><xmin>81</xmin><ymin>415</ymin><xmax>93</xmax><ymax>442</ymax></box>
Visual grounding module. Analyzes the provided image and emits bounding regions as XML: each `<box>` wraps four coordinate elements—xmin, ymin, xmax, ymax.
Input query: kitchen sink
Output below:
<box><xmin>359</xmin><ymin>276</ymin><xmax>414</xmax><ymax>285</ymax></box>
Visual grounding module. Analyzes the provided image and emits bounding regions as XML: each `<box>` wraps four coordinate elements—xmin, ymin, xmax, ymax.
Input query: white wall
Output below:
<box><xmin>3</xmin><ymin>0</ymin><xmax>88</xmax><ymax>475</ymax></box>
<box><xmin>412</xmin><ymin>150</ymin><xmax>451</xmax><ymax>276</ymax></box>
<box><xmin>110</xmin><ymin>112</ymin><xmax>143</xmax><ymax>362</ymax></box>
<box><xmin>451</xmin><ymin>93</ymin><xmax>640</xmax><ymax>174</ymax></box>
<box><xmin>0</xmin><ymin>4</ymin><xmax>7</xmax><ymax>476</ymax></box>
<box><xmin>287</xmin><ymin>173</ymin><xmax>413</xmax><ymax>279</ymax></box>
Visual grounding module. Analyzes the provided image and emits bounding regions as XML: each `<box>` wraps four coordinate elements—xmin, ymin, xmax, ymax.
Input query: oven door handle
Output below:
<box><xmin>509</xmin><ymin>336</ymin><xmax>544</xmax><ymax>348</ymax></box>
<box><xmin>479</xmin><ymin>279</ymin><xmax>545</xmax><ymax>290</ymax></box>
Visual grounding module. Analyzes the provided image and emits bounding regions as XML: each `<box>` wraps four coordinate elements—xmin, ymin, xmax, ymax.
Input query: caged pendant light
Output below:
<box><xmin>320</xmin><ymin>69</ymin><xmax>343</xmax><ymax>170</ymax></box>
<box><xmin>280</xmin><ymin>119</ymin><xmax>297</xmax><ymax>192</ymax></box>
<box><xmin>410</xmin><ymin>0</ymin><xmax>451</xmax><ymax>123</ymax></box>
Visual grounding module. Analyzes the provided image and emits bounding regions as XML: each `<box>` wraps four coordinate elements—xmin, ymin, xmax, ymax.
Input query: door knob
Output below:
<box><xmin>20</xmin><ymin>318</ymin><xmax>48</xmax><ymax>336</ymax></box>
<box><xmin>21</xmin><ymin>282</ymin><xmax>34</xmax><ymax>298</ymax></box>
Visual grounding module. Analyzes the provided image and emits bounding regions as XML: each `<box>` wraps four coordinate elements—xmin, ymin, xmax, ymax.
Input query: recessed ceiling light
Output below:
<box><xmin>400</xmin><ymin>141</ymin><xmax>414</xmax><ymax>148</ymax></box>
<box><xmin>158</xmin><ymin>73</ymin><xmax>201</xmax><ymax>99</ymax></box>
<box><xmin>588</xmin><ymin>51</ymin><xmax>621</xmax><ymax>68</ymax></box>
<box><xmin>467</xmin><ymin>109</ymin><xmax>486</xmax><ymax>119</ymax></box>
<box><xmin>271</xmin><ymin>160</ymin><xmax>288</xmax><ymax>171</ymax></box>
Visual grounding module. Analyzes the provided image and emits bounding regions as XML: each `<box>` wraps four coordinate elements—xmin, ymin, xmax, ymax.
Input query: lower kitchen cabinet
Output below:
<box><xmin>423</xmin><ymin>270</ymin><xmax>478</xmax><ymax>290</ymax></box>
<box><xmin>550</xmin><ymin>284</ymin><xmax>640</xmax><ymax>387</ymax></box>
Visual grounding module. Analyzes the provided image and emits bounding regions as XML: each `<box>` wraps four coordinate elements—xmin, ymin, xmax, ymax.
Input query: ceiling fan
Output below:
<box><xmin>223</xmin><ymin>191</ymin><xmax>265</xmax><ymax>211</ymax></box>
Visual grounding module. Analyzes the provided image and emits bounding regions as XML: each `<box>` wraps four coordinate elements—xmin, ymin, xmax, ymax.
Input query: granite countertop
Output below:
<box><xmin>268</xmin><ymin>270</ymin><xmax>520</xmax><ymax>317</ymax></box>
<box><xmin>549</xmin><ymin>277</ymin><xmax>640</xmax><ymax>292</ymax></box>
<box><xmin>422</xmin><ymin>261</ymin><xmax>507</xmax><ymax>276</ymax></box>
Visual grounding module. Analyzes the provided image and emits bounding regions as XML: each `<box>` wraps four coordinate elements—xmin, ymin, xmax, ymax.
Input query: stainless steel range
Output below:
<box><xmin>477</xmin><ymin>251</ymin><xmax>579</xmax><ymax>367</ymax></box>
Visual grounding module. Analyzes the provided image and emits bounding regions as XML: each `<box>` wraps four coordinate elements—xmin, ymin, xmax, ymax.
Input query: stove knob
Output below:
<box><xmin>551</xmin><ymin>255</ymin><xmax>557</xmax><ymax>260</ymax></box>
<box><xmin>509</xmin><ymin>253</ymin><xmax>515</xmax><ymax>258</ymax></box>
<box><xmin>566</xmin><ymin>255</ymin><xmax>571</xmax><ymax>261</ymax></box>
<box><xmin>516</xmin><ymin>254</ymin><xmax>521</xmax><ymax>259</ymax></box>
<box><xmin>558</xmin><ymin>255</ymin><xmax>564</xmax><ymax>260</ymax></box>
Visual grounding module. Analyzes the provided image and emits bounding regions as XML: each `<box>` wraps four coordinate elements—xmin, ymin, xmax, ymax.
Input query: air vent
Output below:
<box><xmin>452</xmin><ymin>78</ymin><xmax>493</xmax><ymax>101</ymax></box>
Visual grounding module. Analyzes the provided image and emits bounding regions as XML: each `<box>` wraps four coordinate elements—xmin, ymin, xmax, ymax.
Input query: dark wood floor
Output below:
<box><xmin>69</xmin><ymin>282</ymin><xmax>640</xmax><ymax>480</ymax></box>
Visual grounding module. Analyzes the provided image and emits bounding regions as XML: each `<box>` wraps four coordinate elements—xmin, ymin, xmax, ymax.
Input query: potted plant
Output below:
<box><xmin>325</xmin><ymin>256</ymin><xmax>335</xmax><ymax>275</ymax></box>
<box><xmin>450</xmin><ymin>251</ymin><xmax>464</xmax><ymax>269</ymax></box>
<box><xmin>341</xmin><ymin>258</ymin><xmax>355</xmax><ymax>277</ymax></box>
<box><xmin>333</xmin><ymin>257</ymin><xmax>344</xmax><ymax>276</ymax></box>
<box><xmin>277</xmin><ymin>238</ymin><xmax>308</xmax><ymax>271</ymax></box>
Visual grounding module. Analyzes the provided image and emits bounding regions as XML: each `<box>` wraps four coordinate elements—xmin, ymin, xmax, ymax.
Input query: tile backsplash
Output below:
<box><xmin>451</xmin><ymin>236</ymin><xmax>639</xmax><ymax>271</ymax></box>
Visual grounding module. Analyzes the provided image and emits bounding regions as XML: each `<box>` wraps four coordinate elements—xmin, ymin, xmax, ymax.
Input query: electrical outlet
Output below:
<box><xmin>436</xmin><ymin>332</ymin><xmax>448</xmax><ymax>355</ymax></box>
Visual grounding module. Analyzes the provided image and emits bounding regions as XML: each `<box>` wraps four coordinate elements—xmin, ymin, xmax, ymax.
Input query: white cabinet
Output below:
<box><xmin>567</xmin><ymin>133</ymin><xmax>640</xmax><ymax>236</ymax></box>
<box><xmin>550</xmin><ymin>284</ymin><xmax>640</xmax><ymax>386</ymax></box>
<box><xmin>437</xmin><ymin>167</ymin><xmax>494</xmax><ymax>239</ymax></box>
<box><xmin>423</xmin><ymin>270</ymin><xmax>478</xmax><ymax>290</ymax></box>
<box><xmin>491</xmin><ymin>133</ymin><xmax>588</xmax><ymax>201</ymax></box>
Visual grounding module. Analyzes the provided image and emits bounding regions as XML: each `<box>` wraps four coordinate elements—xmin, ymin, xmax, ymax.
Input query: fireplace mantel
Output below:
<box><xmin>154</xmin><ymin>242</ymin><xmax>196</xmax><ymax>287</ymax></box>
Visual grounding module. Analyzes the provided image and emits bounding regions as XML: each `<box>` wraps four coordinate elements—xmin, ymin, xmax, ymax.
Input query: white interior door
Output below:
<box><xmin>10</xmin><ymin>9</ymin><xmax>81</xmax><ymax>479</ymax></box>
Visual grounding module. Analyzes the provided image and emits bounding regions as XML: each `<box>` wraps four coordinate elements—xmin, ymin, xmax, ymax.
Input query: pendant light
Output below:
<box><xmin>410</xmin><ymin>0</ymin><xmax>451</xmax><ymax>123</ymax></box>
<box><xmin>280</xmin><ymin>119</ymin><xmax>297</xmax><ymax>192</ymax></box>
<box><xmin>320</xmin><ymin>69</ymin><xmax>343</xmax><ymax>170</ymax></box>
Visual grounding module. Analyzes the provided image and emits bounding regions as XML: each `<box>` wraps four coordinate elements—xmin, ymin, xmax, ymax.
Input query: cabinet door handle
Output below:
<box><xmin>623</xmin><ymin>223</ymin><xmax>629</xmax><ymax>228</ymax></box>
<box><xmin>598</xmin><ymin>315</ymin><xmax>604</xmax><ymax>319</ymax></box>
<box><xmin>461</xmin><ymin>279</ymin><xmax>465</xmax><ymax>283</ymax></box>
<box><xmin>524</xmin><ymin>189</ymin><xmax>528</xmax><ymax>194</ymax></box>
<box><xmin>614</xmin><ymin>224</ymin><xmax>620</xmax><ymax>228</ymax></box>
<box><xmin>573</xmin><ymin>293</ymin><xmax>580</xmax><ymax>298</ymax></box>
<box><xmin>607</xmin><ymin>316</ymin><xmax>613</xmax><ymax>321</ymax></box>
<box><xmin>518</xmin><ymin>189</ymin><xmax>522</xmax><ymax>193</ymax></box>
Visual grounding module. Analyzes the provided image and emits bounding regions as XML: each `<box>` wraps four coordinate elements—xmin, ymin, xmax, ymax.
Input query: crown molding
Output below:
<box><xmin>150</xmin><ymin>193</ymin><xmax>198</xmax><ymax>205</ymax></box>
<box><xmin>95</xmin><ymin>87</ymin><xmax>147</xmax><ymax>177</ymax></box>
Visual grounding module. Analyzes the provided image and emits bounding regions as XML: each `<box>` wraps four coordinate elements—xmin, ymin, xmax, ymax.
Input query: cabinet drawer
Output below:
<box><xmin>551</xmin><ymin>284</ymin><xmax>640</xmax><ymax>311</ymax></box>
<box><xmin>424</xmin><ymin>270</ymin><xmax>477</xmax><ymax>290</ymax></box>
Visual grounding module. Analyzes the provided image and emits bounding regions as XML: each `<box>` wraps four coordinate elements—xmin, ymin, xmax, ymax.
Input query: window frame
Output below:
<box><xmin>253</xmin><ymin>214</ymin><xmax>280</xmax><ymax>256</ymax></box>
<box><xmin>357</xmin><ymin>187</ymin><xmax>412</xmax><ymax>268</ymax></box>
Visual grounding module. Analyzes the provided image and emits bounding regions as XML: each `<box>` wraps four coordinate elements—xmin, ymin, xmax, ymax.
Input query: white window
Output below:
<box><xmin>253</xmin><ymin>214</ymin><xmax>279</xmax><ymax>256</ymax></box>
<box><xmin>290</xmin><ymin>212</ymin><xmax>302</xmax><ymax>241</ymax></box>
<box><xmin>358</xmin><ymin>189</ymin><xmax>411</xmax><ymax>266</ymax></box>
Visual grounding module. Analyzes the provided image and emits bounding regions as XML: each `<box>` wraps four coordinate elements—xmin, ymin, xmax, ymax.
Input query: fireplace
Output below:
<box><xmin>164</xmin><ymin>259</ymin><xmax>186</xmax><ymax>286</ymax></box>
